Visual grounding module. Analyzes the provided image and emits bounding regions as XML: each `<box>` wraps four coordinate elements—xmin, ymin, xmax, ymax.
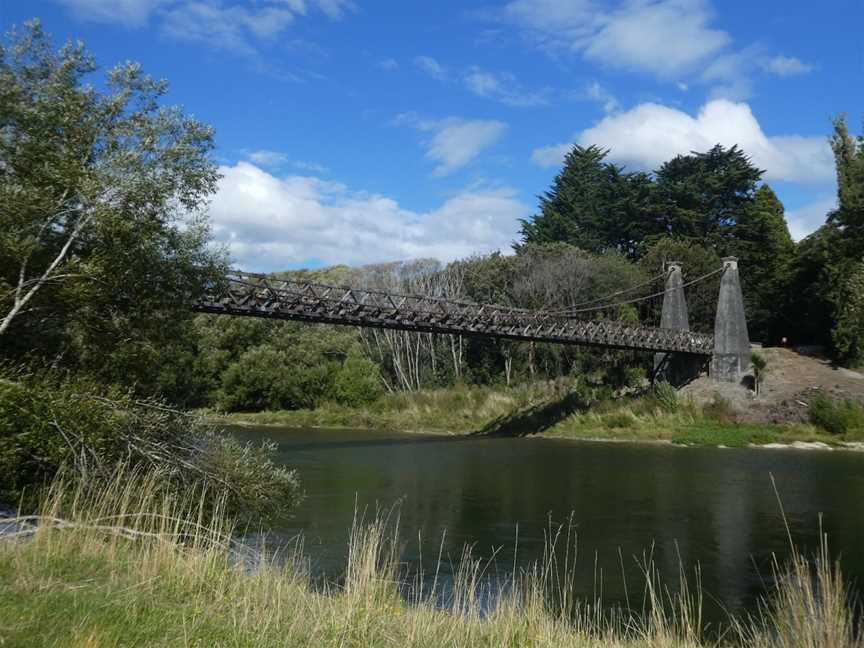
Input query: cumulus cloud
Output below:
<box><xmin>414</xmin><ymin>56</ymin><xmax>448</xmax><ymax>80</ymax></box>
<box><xmin>207</xmin><ymin>162</ymin><xmax>529</xmax><ymax>270</ymax></box>
<box><xmin>531</xmin><ymin>99</ymin><xmax>833</xmax><ymax>184</ymax></box>
<box><xmin>785</xmin><ymin>196</ymin><xmax>837</xmax><ymax>241</ymax></box>
<box><xmin>762</xmin><ymin>55</ymin><xmax>815</xmax><ymax>77</ymax></box>
<box><xmin>502</xmin><ymin>0</ymin><xmax>729</xmax><ymax>78</ymax></box>
<box><xmin>398</xmin><ymin>114</ymin><xmax>508</xmax><ymax>176</ymax></box>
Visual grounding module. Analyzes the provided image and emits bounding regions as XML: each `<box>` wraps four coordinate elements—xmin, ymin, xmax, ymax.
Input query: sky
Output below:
<box><xmin>3</xmin><ymin>0</ymin><xmax>861</xmax><ymax>271</ymax></box>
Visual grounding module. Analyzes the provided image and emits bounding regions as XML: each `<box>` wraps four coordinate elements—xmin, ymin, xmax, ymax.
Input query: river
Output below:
<box><xmin>229</xmin><ymin>425</ymin><xmax>864</xmax><ymax>622</ymax></box>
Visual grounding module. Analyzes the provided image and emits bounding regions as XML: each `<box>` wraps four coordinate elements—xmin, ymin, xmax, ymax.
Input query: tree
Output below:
<box><xmin>831</xmin><ymin>260</ymin><xmax>864</xmax><ymax>366</ymax></box>
<box><xmin>0</xmin><ymin>21</ymin><xmax>225</xmax><ymax>395</ymax></box>
<box><xmin>829</xmin><ymin>115</ymin><xmax>864</xmax><ymax>254</ymax></box>
<box><xmin>518</xmin><ymin>146</ymin><xmax>656</xmax><ymax>259</ymax></box>
<box><xmin>652</xmin><ymin>145</ymin><xmax>764</xmax><ymax>251</ymax></box>
<box><xmin>731</xmin><ymin>184</ymin><xmax>795</xmax><ymax>342</ymax></box>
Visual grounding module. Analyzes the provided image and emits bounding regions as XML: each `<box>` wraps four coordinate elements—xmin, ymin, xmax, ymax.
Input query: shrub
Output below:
<box><xmin>751</xmin><ymin>352</ymin><xmax>768</xmax><ymax>395</ymax></box>
<box><xmin>809</xmin><ymin>393</ymin><xmax>864</xmax><ymax>435</ymax></box>
<box><xmin>330</xmin><ymin>351</ymin><xmax>383</xmax><ymax>407</ymax></box>
<box><xmin>0</xmin><ymin>367</ymin><xmax>301</xmax><ymax>522</ymax></box>
<box><xmin>653</xmin><ymin>381</ymin><xmax>679</xmax><ymax>413</ymax></box>
<box><xmin>602</xmin><ymin>412</ymin><xmax>637</xmax><ymax>428</ymax></box>
<box><xmin>702</xmin><ymin>394</ymin><xmax>736</xmax><ymax>423</ymax></box>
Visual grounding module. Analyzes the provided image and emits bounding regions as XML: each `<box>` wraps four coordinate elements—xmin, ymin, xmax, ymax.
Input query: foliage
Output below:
<box><xmin>652</xmin><ymin>145</ymin><xmax>764</xmax><ymax>251</ymax></box>
<box><xmin>830</xmin><ymin>260</ymin><xmax>864</xmax><ymax>366</ymax></box>
<box><xmin>751</xmin><ymin>352</ymin><xmax>768</xmax><ymax>395</ymax></box>
<box><xmin>701</xmin><ymin>394</ymin><xmax>736</xmax><ymax>424</ymax></box>
<box><xmin>0</xmin><ymin>367</ymin><xmax>301</xmax><ymax>522</ymax></box>
<box><xmin>652</xmin><ymin>381</ymin><xmax>679</xmax><ymax>413</ymax></box>
<box><xmin>808</xmin><ymin>393</ymin><xmax>864</xmax><ymax>436</ymax></box>
<box><xmin>517</xmin><ymin>146</ymin><xmax>655</xmax><ymax>259</ymax></box>
<box><xmin>732</xmin><ymin>185</ymin><xmax>795</xmax><ymax>341</ymax></box>
<box><xmin>331</xmin><ymin>350</ymin><xmax>383</xmax><ymax>407</ymax></box>
<box><xmin>0</xmin><ymin>21</ymin><xmax>226</xmax><ymax>398</ymax></box>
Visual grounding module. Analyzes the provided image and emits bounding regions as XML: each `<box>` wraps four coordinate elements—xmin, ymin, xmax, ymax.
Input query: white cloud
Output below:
<box><xmin>502</xmin><ymin>0</ymin><xmax>729</xmax><ymax>79</ymax></box>
<box><xmin>531</xmin><ymin>99</ymin><xmax>834</xmax><ymax>184</ymax></box>
<box><xmin>56</xmin><ymin>0</ymin><xmax>352</xmax><ymax>53</ymax></box>
<box><xmin>785</xmin><ymin>196</ymin><xmax>837</xmax><ymax>241</ymax></box>
<box><xmin>414</xmin><ymin>56</ymin><xmax>448</xmax><ymax>80</ymax></box>
<box><xmin>160</xmin><ymin>3</ymin><xmax>295</xmax><ymax>54</ymax></box>
<box><xmin>586</xmin><ymin>0</ymin><xmax>730</xmax><ymax>78</ymax></box>
<box><xmin>245</xmin><ymin>150</ymin><xmax>328</xmax><ymax>173</ymax></box>
<box><xmin>462</xmin><ymin>67</ymin><xmax>548</xmax><ymax>107</ymax></box>
<box><xmin>377</xmin><ymin>58</ymin><xmax>399</xmax><ymax>71</ymax></box>
<box><xmin>54</xmin><ymin>0</ymin><xmax>169</xmax><ymax>27</ymax></box>
<box><xmin>582</xmin><ymin>81</ymin><xmax>620</xmax><ymax>113</ymax></box>
<box><xmin>246</xmin><ymin>150</ymin><xmax>290</xmax><ymax>167</ymax></box>
<box><xmin>398</xmin><ymin>115</ymin><xmax>508</xmax><ymax>176</ymax></box>
<box><xmin>208</xmin><ymin>162</ymin><xmax>528</xmax><ymax>270</ymax></box>
<box><xmin>762</xmin><ymin>55</ymin><xmax>815</xmax><ymax>77</ymax></box>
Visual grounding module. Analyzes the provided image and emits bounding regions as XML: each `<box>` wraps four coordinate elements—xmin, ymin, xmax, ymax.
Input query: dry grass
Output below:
<box><xmin>1</xmin><ymin>473</ymin><xmax>861</xmax><ymax>647</ymax></box>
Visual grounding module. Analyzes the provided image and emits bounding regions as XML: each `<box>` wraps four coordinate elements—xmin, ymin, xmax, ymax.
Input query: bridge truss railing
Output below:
<box><xmin>194</xmin><ymin>272</ymin><xmax>715</xmax><ymax>356</ymax></box>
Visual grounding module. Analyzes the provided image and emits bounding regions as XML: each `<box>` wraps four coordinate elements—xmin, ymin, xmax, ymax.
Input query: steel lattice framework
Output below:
<box><xmin>193</xmin><ymin>273</ymin><xmax>715</xmax><ymax>356</ymax></box>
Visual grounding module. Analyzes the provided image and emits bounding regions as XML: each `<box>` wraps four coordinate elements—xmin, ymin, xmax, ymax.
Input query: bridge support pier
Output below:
<box><xmin>711</xmin><ymin>257</ymin><xmax>751</xmax><ymax>382</ymax></box>
<box><xmin>654</xmin><ymin>262</ymin><xmax>702</xmax><ymax>386</ymax></box>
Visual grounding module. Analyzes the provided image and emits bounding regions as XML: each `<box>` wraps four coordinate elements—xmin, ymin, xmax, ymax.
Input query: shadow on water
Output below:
<box><xmin>471</xmin><ymin>391</ymin><xmax>589</xmax><ymax>437</ymax></box>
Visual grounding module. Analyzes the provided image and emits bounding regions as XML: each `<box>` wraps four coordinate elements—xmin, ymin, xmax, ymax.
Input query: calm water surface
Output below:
<box><xmin>229</xmin><ymin>425</ymin><xmax>864</xmax><ymax>621</ymax></box>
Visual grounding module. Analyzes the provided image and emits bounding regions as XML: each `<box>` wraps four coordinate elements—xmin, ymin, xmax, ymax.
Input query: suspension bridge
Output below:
<box><xmin>194</xmin><ymin>257</ymin><xmax>752</xmax><ymax>382</ymax></box>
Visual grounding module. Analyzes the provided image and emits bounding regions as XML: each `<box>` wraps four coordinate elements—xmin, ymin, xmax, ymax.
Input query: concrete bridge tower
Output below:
<box><xmin>711</xmin><ymin>257</ymin><xmax>751</xmax><ymax>382</ymax></box>
<box><xmin>654</xmin><ymin>262</ymin><xmax>701</xmax><ymax>385</ymax></box>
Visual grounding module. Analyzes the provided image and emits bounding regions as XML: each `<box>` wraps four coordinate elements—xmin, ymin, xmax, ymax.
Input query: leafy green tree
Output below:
<box><xmin>731</xmin><ymin>185</ymin><xmax>795</xmax><ymax>341</ymax></box>
<box><xmin>779</xmin><ymin>224</ymin><xmax>838</xmax><ymax>348</ymax></box>
<box><xmin>829</xmin><ymin>115</ymin><xmax>864</xmax><ymax>254</ymax></box>
<box><xmin>831</xmin><ymin>261</ymin><xmax>864</xmax><ymax>366</ymax></box>
<box><xmin>0</xmin><ymin>21</ymin><xmax>225</xmax><ymax>396</ymax></box>
<box><xmin>652</xmin><ymin>145</ymin><xmax>764</xmax><ymax>251</ymax></box>
<box><xmin>518</xmin><ymin>146</ymin><xmax>655</xmax><ymax>259</ymax></box>
<box><xmin>331</xmin><ymin>349</ymin><xmax>383</xmax><ymax>407</ymax></box>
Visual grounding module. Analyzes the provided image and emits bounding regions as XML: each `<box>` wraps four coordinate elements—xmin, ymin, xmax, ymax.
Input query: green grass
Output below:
<box><xmin>205</xmin><ymin>383</ymin><xmax>847</xmax><ymax>449</ymax></box>
<box><xmin>671</xmin><ymin>424</ymin><xmax>780</xmax><ymax>447</ymax></box>
<box><xmin>1</xmin><ymin>473</ymin><xmax>861</xmax><ymax>647</ymax></box>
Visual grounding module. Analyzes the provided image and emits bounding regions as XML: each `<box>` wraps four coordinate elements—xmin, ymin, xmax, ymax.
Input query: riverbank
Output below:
<box><xmin>205</xmin><ymin>382</ymin><xmax>860</xmax><ymax>450</ymax></box>
<box><xmin>1</xmin><ymin>474</ymin><xmax>859</xmax><ymax>647</ymax></box>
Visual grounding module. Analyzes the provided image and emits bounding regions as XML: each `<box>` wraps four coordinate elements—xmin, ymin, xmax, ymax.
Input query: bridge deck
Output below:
<box><xmin>194</xmin><ymin>273</ymin><xmax>714</xmax><ymax>356</ymax></box>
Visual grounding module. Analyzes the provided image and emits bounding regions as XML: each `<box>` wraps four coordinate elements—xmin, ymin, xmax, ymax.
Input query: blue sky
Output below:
<box><xmin>4</xmin><ymin>0</ymin><xmax>861</xmax><ymax>271</ymax></box>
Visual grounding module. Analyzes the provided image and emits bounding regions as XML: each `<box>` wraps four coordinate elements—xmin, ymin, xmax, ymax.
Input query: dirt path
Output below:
<box><xmin>680</xmin><ymin>347</ymin><xmax>864</xmax><ymax>424</ymax></box>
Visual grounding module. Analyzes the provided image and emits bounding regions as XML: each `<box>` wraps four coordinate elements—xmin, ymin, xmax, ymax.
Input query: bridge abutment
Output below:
<box><xmin>711</xmin><ymin>257</ymin><xmax>751</xmax><ymax>382</ymax></box>
<box><xmin>654</xmin><ymin>262</ymin><xmax>702</xmax><ymax>385</ymax></box>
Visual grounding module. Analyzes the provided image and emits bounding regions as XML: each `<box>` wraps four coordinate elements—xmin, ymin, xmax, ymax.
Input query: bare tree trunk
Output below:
<box><xmin>0</xmin><ymin>211</ymin><xmax>90</xmax><ymax>337</ymax></box>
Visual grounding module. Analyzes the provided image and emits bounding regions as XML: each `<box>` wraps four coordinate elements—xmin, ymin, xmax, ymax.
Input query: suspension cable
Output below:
<box><xmin>560</xmin><ymin>266</ymin><xmax>725</xmax><ymax>316</ymax></box>
<box><xmin>543</xmin><ymin>271</ymin><xmax>667</xmax><ymax>315</ymax></box>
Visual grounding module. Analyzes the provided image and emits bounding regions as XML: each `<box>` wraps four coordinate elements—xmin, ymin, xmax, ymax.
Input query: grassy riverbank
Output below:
<box><xmin>1</xmin><ymin>475</ymin><xmax>860</xmax><ymax>647</ymax></box>
<box><xmin>206</xmin><ymin>383</ymin><xmax>851</xmax><ymax>449</ymax></box>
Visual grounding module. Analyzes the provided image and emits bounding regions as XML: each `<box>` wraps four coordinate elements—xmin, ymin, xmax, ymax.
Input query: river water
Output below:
<box><xmin>229</xmin><ymin>425</ymin><xmax>864</xmax><ymax>622</ymax></box>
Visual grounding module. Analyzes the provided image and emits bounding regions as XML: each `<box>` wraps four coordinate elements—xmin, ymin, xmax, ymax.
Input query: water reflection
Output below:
<box><xmin>229</xmin><ymin>426</ymin><xmax>864</xmax><ymax>621</ymax></box>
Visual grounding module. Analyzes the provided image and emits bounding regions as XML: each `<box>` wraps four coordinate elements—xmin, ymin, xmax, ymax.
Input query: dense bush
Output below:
<box><xmin>809</xmin><ymin>393</ymin><xmax>864</xmax><ymax>436</ymax></box>
<box><xmin>0</xmin><ymin>368</ymin><xmax>302</xmax><ymax>522</ymax></box>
